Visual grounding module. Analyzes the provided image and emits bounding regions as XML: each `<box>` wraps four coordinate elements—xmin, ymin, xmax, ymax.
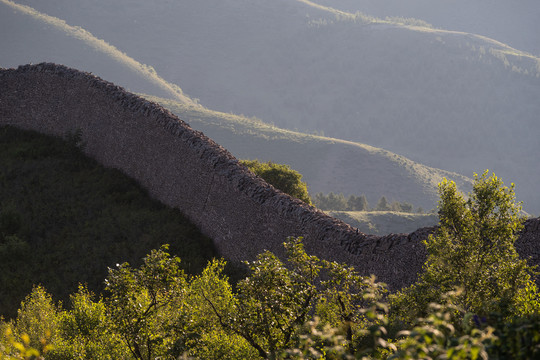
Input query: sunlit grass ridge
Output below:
<box><xmin>298</xmin><ymin>0</ymin><xmax>540</xmax><ymax>77</ymax></box>
<box><xmin>0</xmin><ymin>0</ymin><xmax>198</xmax><ymax>103</ymax></box>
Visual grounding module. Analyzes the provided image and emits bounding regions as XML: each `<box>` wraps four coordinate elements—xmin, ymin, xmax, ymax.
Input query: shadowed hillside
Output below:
<box><xmin>9</xmin><ymin>0</ymin><xmax>540</xmax><ymax>212</ymax></box>
<box><xmin>0</xmin><ymin>125</ymin><xmax>216</xmax><ymax>318</ymax></box>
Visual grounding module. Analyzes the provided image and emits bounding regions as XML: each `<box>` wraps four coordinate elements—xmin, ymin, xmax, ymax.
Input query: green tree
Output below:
<box><xmin>390</xmin><ymin>201</ymin><xmax>413</xmax><ymax>213</ymax></box>
<box><xmin>312</xmin><ymin>192</ymin><xmax>327</xmax><ymax>209</ymax></box>
<box><xmin>241</xmin><ymin>160</ymin><xmax>312</xmax><ymax>205</ymax></box>
<box><xmin>390</xmin><ymin>171</ymin><xmax>540</xmax><ymax>323</ymax></box>
<box><xmin>317</xmin><ymin>269</ymin><xmax>389</xmax><ymax>356</ymax></box>
<box><xmin>11</xmin><ymin>286</ymin><xmax>62</xmax><ymax>351</ymax></box>
<box><xmin>227</xmin><ymin>239</ymin><xmax>321</xmax><ymax>358</ymax></box>
<box><xmin>375</xmin><ymin>196</ymin><xmax>390</xmax><ymax>211</ymax></box>
<box><xmin>55</xmin><ymin>285</ymin><xmax>125</xmax><ymax>359</ymax></box>
<box><xmin>347</xmin><ymin>194</ymin><xmax>369</xmax><ymax>211</ymax></box>
<box><xmin>313</xmin><ymin>192</ymin><xmax>348</xmax><ymax>210</ymax></box>
<box><xmin>0</xmin><ymin>326</ymin><xmax>54</xmax><ymax>360</ymax></box>
<box><xmin>199</xmin><ymin>237</ymin><xmax>387</xmax><ymax>359</ymax></box>
<box><xmin>104</xmin><ymin>245</ymin><xmax>188</xmax><ymax>360</ymax></box>
<box><xmin>390</xmin><ymin>291</ymin><xmax>496</xmax><ymax>360</ymax></box>
<box><xmin>187</xmin><ymin>259</ymin><xmax>257</xmax><ymax>359</ymax></box>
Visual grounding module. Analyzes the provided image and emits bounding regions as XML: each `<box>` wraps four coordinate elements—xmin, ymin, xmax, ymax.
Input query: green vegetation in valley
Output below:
<box><xmin>312</xmin><ymin>192</ymin><xmax>370</xmax><ymax>211</ymax></box>
<box><xmin>240</xmin><ymin>159</ymin><xmax>312</xmax><ymax>205</ymax></box>
<box><xmin>313</xmin><ymin>192</ymin><xmax>436</xmax><ymax>235</ymax></box>
<box><xmin>1</xmin><ymin>170</ymin><xmax>539</xmax><ymax>358</ymax></box>
<box><xmin>312</xmin><ymin>192</ymin><xmax>424</xmax><ymax>213</ymax></box>
<box><xmin>330</xmin><ymin>211</ymin><xmax>438</xmax><ymax>236</ymax></box>
<box><xmin>0</xmin><ymin>126</ymin><xmax>216</xmax><ymax>319</ymax></box>
<box><xmin>239</xmin><ymin>160</ymin><xmax>436</xmax><ymax>235</ymax></box>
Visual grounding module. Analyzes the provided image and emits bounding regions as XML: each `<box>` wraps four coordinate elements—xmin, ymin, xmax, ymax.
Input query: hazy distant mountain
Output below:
<box><xmin>311</xmin><ymin>0</ymin><xmax>540</xmax><ymax>56</ymax></box>
<box><xmin>3</xmin><ymin>0</ymin><xmax>539</xmax><ymax>211</ymax></box>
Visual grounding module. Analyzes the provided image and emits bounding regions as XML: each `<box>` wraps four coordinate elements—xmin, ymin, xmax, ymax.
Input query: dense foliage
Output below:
<box><xmin>1</xmin><ymin>237</ymin><xmax>538</xmax><ymax>359</ymax></box>
<box><xmin>2</xmin><ymin>169</ymin><xmax>540</xmax><ymax>358</ymax></box>
<box><xmin>240</xmin><ymin>160</ymin><xmax>312</xmax><ymax>205</ymax></box>
<box><xmin>312</xmin><ymin>192</ymin><xmax>421</xmax><ymax>213</ymax></box>
<box><xmin>0</xmin><ymin>126</ymin><xmax>216</xmax><ymax>318</ymax></box>
<box><xmin>0</xmin><ymin>240</ymin><xmax>391</xmax><ymax>359</ymax></box>
<box><xmin>390</xmin><ymin>171</ymin><xmax>539</xmax><ymax>323</ymax></box>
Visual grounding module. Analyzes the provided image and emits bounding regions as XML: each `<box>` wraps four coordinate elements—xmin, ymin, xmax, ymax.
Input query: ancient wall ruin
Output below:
<box><xmin>1</xmin><ymin>63</ymin><xmax>538</xmax><ymax>290</ymax></box>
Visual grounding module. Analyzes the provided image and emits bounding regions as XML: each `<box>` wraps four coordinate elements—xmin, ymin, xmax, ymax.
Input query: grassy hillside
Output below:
<box><xmin>11</xmin><ymin>0</ymin><xmax>540</xmax><ymax>212</ymax></box>
<box><xmin>145</xmin><ymin>95</ymin><xmax>473</xmax><ymax>210</ymax></box>
<box><xmin>329</xmin><ymin>210</ymin><xmax>438</xmax><ymax>236</ymax></box>
<box><xmin>0</xmin><ymin>126</ymin><xmax>216</xmax><ymax>318</ymax></box>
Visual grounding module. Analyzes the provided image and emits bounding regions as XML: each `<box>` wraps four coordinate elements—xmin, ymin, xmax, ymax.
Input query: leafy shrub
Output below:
<box><xmin>241</xmin><ymin>159</ymin><xmax>312</xmax><ymax>204</ymax></box>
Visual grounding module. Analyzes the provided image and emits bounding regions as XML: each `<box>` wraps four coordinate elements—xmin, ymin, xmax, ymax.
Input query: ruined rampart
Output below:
<box><xmin>1</xmin><ymin>63</ymin><xmax>538</xmax><ymax>290</ymax></box>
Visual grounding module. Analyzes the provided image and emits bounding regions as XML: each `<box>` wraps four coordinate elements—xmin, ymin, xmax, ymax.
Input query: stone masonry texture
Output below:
<box><xmin>1</xmin><ymin>63</ymin><xmax>539</xmax><ymax>290</ymax></box>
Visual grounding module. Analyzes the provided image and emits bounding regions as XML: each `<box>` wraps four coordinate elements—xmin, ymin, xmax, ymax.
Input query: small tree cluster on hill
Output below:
<box><xmin>312</xmin><ymin>192</ymin><xmax>368</xmax><ymax>211</ymax></box>
<box><xmin>374</xmin><ymin>196</ymin><xmax>417</xmax><ymax>213</ymax></box>
<box><xmin>313</xmin><ymin>192</ymin><xmax>419</xmax><ymax>213</ymax></box>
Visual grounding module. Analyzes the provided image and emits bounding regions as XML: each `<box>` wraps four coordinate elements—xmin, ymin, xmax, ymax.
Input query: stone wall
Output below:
<box><xmin>1</xmin><ymin>63</ymin><xmax>538</xmax><ymax>290</ymax></box>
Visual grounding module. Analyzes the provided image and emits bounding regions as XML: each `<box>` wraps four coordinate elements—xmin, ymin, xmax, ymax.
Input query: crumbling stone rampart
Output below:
<box><xmin>1</xmin><ymin>63</ymin><xmax>538</xmax><ymax>290</ymax></box>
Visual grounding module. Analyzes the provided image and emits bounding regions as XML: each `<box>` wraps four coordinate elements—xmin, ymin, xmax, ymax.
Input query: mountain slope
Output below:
<box><xmin>0</xmin><ymin>0</ymin><xmax>195</xmax><ymax>104</ymax></box>
<box><xmin>0</xmin><ymin>0</ymin><xmax>475</xmax><ymax>210</ymax></box>
<box><xmin>10</xmin><ymin>0</ymin><xmax>539</xmax><ymax>211</ymax></box>
<box><xmin>310</xmin><ymin>0</ymin><xmax>540</xmax><ymax>56</ymax></box>
<box><xmin>4</xmin><ymin>62</ymin><xmax>540</xmax><ymax>294</ymax></box>
<box><xmin>147</xmin><ymin>95</ymin><xmax>472</xmax><ymax>210</ymax></box>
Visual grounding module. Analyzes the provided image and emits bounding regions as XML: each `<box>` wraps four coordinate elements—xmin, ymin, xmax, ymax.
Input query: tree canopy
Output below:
<box><xmin>241</xmin><ymin>160</ymin><xmax>312</xmax><ymax>205</ymax></box>
<box><xmin>2</xmin><ymin>234</ymin><xmax>539</xmax><ymax>359</ymax></box>
<box><xmin>390</xmin><ymin>171</ymin><xmax>540</xmax><ymax>322</ymax></box>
